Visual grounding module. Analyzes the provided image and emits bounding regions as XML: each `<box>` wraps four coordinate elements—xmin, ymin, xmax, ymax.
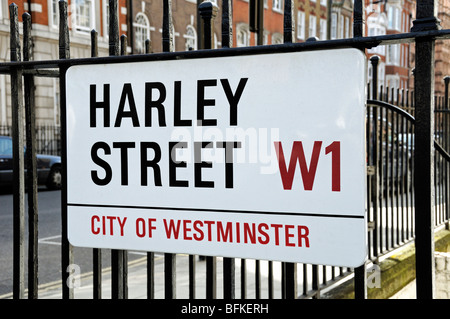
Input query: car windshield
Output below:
<box><xmin>0</xmin><ymin>138</ymin><xmax>12</xmax><ymax>155</ymax></box>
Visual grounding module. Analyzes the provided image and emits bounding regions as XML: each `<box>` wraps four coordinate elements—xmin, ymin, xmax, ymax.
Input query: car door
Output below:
<box><xmin>0</xmin><ymin>137</ymin><xmax>14</xmax><ymax>185</ymax></box>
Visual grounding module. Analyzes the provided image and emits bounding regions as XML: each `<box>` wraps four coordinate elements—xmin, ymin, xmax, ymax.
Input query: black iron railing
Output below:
<box><xmin>0</xmin><ymin>0</ymin><xmax>448</xmax><ymax>300</ymax></box>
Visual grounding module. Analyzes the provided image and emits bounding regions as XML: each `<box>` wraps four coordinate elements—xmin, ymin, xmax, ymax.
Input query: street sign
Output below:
<box><xmin>66</xmin><ymin>48</ymin><xmax>367</xmax><ymax>267</ymax></box>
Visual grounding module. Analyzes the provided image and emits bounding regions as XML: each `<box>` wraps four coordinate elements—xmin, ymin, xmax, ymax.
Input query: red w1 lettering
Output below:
<box><xmin>274</xmin><ymin>141</ymin><xmax>341</xmax><ymax>191</ymax></box>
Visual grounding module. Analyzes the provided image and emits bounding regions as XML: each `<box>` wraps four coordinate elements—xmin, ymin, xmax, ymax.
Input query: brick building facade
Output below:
<box><xmin>365</xmin><ymin>0</ymin><xmax>415</xmax><ymax>100</ymax></box>
<box><xmin>0</xmin><ymin>0</ymin><xmax>128</xmax><ymax>126</ymax></box>
<box><xmin>0</xmin><ymin>0</ymin><xmax>448</xmax><ymax>126</ymax></box>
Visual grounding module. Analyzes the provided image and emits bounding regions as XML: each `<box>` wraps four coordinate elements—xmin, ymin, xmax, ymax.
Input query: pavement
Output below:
<box><xmin>0</xmin><ymin>253</ymin><xmax>418</xmax><ymax>299</ymax></box>
<box><xmin>389</xmin><ymin>279</ymin><xmax>416</xmax><ymax>299</ymax></box>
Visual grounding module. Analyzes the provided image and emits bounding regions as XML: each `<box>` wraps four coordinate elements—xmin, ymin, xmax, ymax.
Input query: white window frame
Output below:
<box><xmin>134</xmin><ymin>12</ymin><xmax>151</xmax><ymax>54</ymax></box>
<box><xmin>49</xmin><ymin>0</ymin><xmax>59</xmax><ymax>28</ymax></box>
<box><xmin>320</xmin><ymin>19</ymin><xmax>327</xmax><ymax>40</ymax></box>
<box><xmin>236</xmin><ymin>24</ymin><xmax>250</xmax><ymax>47</ymax></box>
<box><xmin>272</xmin><ymin>33</ymin><xmax>283</xmax><ymax>44</ymax></box>
<box><xmin>272</xmin><ymin>0</ymin><xmax>283</xmax><ymax>13</ymax></box>
<box><xmin>387</xmin><ymin>4</ymin><xmax>401</xmax><ymax>31</ymax></box>
<box><xmin>73</xmin><ymin>0</ymin><xmax>95</xmax><ymax>34</ymax></box>
<box><xmin>345</xmin><ymin>17</ymin><xmax>349</xmax><ymax>38</ymax></box>
<box><xmin>184</xmin><ymin>24</ymin><xmax>197</xmax><ymax>51</ymax></box>
<box><xmin>309</xmin><ymin>15</ymin><xmax>317</xmax><ymax>38</ymax></box>
<box><xmin>387</xmin><ymin>44</ymin><xmax>400</xmax><ymax>65</ymax></box>
<box><xmin>331</xmin><ymin>13</ymin><xmax>337</xmax><ymax>40</ymax></box>
<box><xmin>297</xmin><ymin>11</ymin><xmax>305</xmax><ymax>40</ymax></box>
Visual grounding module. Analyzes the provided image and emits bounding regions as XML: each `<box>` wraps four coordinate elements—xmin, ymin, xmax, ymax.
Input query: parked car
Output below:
<box><xmin>0</xmin><ymin>136</ymin><xmax>61</xmax><ymax>190</ymax></box>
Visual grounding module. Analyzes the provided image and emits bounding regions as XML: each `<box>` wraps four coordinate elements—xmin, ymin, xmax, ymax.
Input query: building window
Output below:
<box><xmin>345</xmin><ymin>17</ymin><xmax>349</xmax><ymax>38</ymax></box>
<box><xmin>74</xmin><ymin>0</ymin><xmax>95</xmax><ymax>33</ymax></box>
<box><xmin>339</xmin><ymin>14</ymin><xmax>344</xmax><ymax>38</ymax></box>
<box><xmin>134</xmin><ymin>13</ymin><xmax>151</xmax><ymax>54</ymax></box>
<box><xmin>387</xmin><ymin>5</ymin><xmax>401</xmax><ymax>31</ymax></box>
<box><xmin>272</xmin><ymin>33</ymin><xmax>283</xmax><ymax>44</ymax></box>
<box><xmin>309</xmin><ymin>15</ymin><xmax>317</xmax><ymax>38</ymax></box>
<box><xmin>49</xmin><ymin>0</ymin><xmax>59</xmax><ymax>27</ymax></box>
<box><xmin>387</xmin><ymin>44</ymin><xmax>400</xmax><ymax>65</ymax></box>
<box><xmin>320</xmin><ymin>19</ymin><xmax>327</xmax><ymax>40</ymax></box>
<box><xmin>184</xmin><ymin>25</ymin><xmax>197</xmax><ymax>51</ymax></box>
<box><xmin>331</xmin><ymin>13</ymin><xmax>337</xmax><ymax>40</ymax></box>
<box><xmin>297</xmin><ymin>11</ymin><xmax>305</xmax><ymax>40</ymax></box>
<box><xmin>236</xmin><ymin>24</ymin><xmax>250</xmax><ymax>47</ymax></box>
<box><xmin>273</xmin><ymin>0</ymin><xmax>282</xmax><ymax>12</ymax></box>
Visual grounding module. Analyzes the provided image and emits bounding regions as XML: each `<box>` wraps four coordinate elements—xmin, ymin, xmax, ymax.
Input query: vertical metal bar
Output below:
<box><xmin>197</xmin><ymin>0</ymin><xmax>204</xmax><ymax>50</ymax></box>
<box><xmin>111</xmin><ymin>249</ymin><xmax>125</xmax><ymax>299</ymax></box>
<box><xmin>283</xmin><ymin>0</ymin><xmax>294</xmax><ymax>43</ymax></box>
<box><xmin>240</xmin><ymin>259</ymin><xmax>247</xmax><ymax>298</ymax></box>
<box><xmin>268</xmin><ymin>261</ymin><xmax>273</xmax><ymax>299</ymax></box>
<box><xmin>444</xmin><ymin>76</ymin><xmax>450</xmax><ymax>229</ymax></box>
<box><xmin>384</xmin><ymin>107</ymin><xmax>389</xmax><ymax>250</ymax></box>
<box><xmin>189</xmin><ymin>255</ymin><xmax>195</xmax><ymax>299</ymax></box>
<box><xmin>145</xmin><ymin>39</ymin><xmax>152</xmax><ymax>54</ymax></box>
<box><xmin>147</xmin><ymin>252</ymin><xmax>154</xmax><ymax>299</ymax></box>
<box><xmin>255</xmin><ymin>260</ymin><xmax>261</xmax><ymax>299</ymax></box>
<box><xmin>223</xmin><ymin>257</ymin><xmax>235</xmax><ymax>299</ymax></box>
<box><xmin>370</xmin><ymin>56</ymin><xmax>380</xmax><ymax>261</ymax></box>
<box><xmin>353</xmin><ymin>0</ymin><xmax>365</xmax><ymax>37</ymax></box>
<box><xmin>109</xmin><ymin>0</ymin><xmax>127</xmax><ymax>299</ymax></box>
<box><xmin>10</xmin><ymin>3</ymin><xmax>25</xmax><ymax>300</ymax></box>
<box><xmin>163</xmin><ymin>0</ymin><xmax>174</xmax><ymax>53</ymax></box>
<box><xmin>206</xmin><ymin>257</ymin><xmax>217</xmax><ymax>299</ymax></box>
<box><xmin>91</xmin><ymin>30</ymin><xmax>102</xmax><ymax>299</ymax></box>
<box><xmin>354</xmin><ymin>265</ymin><xmax>367</xmax><ymax>299</ymax></box>
<box><xmin>127</xmin><ymin>0</ymin><xmax>134</xmax><ymax>54</ymax></box>
<box><xmin>23</xmin><ymin>12</ymin><xmax>39</xmax><ymax>300</ymax></box>
<box><xmin>142</xmin><ymin>38</ymin><xmax>155</xmax><ymax>300</ymax></box>
<box><xmin>312</xmin><ymin>264</ymin><xmax>320</xmax><ymax>299</ymax></box>
<box><xmin>90</xmin><ymin>29</ymin><xmax>102</xmax><ymax>300</ymax></box>
<box><xmin>121</xmin><ymin>35</ymin><xmax>128</xmax><ymax>56</ymax></box>
<box><xmin>284</xmin><ymin>262</ymin><xmax>297</xmax><ymax>299</ymax></box>
<box><xmin>59</xmin><ymin>0</ymin><xmax>72</xmax><ymax>300</ymax></box>
<box><xmin>199</xmin><ymin>2</ymin><xmax>219</xmax><ymax>300</ymax></box>
<box><xmin>256</xmin><ymin>0</ymin><xmax>264</xmax><ymax>45</ymax></box>
<box><xmin>199</xmin><ymin>1</ymin><xmax>219</xmax><ymax>50</ymax></box>
<box><xmin>109</xmin><ymin>0</ymin><xmax>119</xmax><ymax>56</ymax></box>
<box><xmin>222</xmin><ymin>0</ymin><xmax>233</xmax><ymax>48</ymax></box>
<box><xmin>161</xmin><ymin>0</ymin><xmax>177</xmax><ymax>300</ymax></box>
<box><xmin>354</xmin><ymin>5</ymin><xmax>369</xmax><ymax>290</ymax></box>
<box><xmin>301</xmin><ymin>264</ymin><xmax>307</xmax><ymax>296</ymax></box>
<box><xmin>411</xmin><ymin>0</ymin><xmax>440</xmax><ymax>299</ymax></box>
<box><xmin>164</xmin><ymin>253</ymin><xmax>176</xmax><ymax>299</ymax></box>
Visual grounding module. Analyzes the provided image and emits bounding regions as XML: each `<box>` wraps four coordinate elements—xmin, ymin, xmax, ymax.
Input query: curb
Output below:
<box><xmin>322</xmin><ymin>228</ymin><xmax>450</xmax><ymax>299</ymax></box>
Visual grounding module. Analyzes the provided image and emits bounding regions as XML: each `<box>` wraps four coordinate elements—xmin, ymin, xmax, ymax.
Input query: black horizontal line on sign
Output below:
<box><xmin>67</xmin><ymin>203</ymin><xmax>365</xmax><ymax>219</ymax></box>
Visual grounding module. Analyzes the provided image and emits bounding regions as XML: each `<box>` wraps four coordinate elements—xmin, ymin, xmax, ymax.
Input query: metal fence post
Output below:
<box><xmin>58</xmin><ymin>0</ymin><xmax>73</xmax><ymax>300</ymax></box>
<box><xmin>221</xmin><ymin>0</ymin><xmax>233</xmax><ymax>48</ymax></box>
<box><xmin>353</xmin><ymin>0</ymin><xmax>365</xmax><ymax>37</ymax></box>
<box><xmin>353</xmin><ymin>0</ymin><xmax>367</xmax><ymax>299</ymax></box>
<box><xmin>199</xmin><ymin>1</ymin><xmax>220</xmax><ymax>299</ymax></box>
<box><xmin>163</xmin><ymin>0</ymin><xmax>174</xmax><ymax>53</ymax></box>
<box><xmin>162</xmin><ymin>0</ymin><xmax>177</xmax><ymax>300</ymax></box>
<box><xmin>23</xmin><ymin>12</ymin><xmax>39</xmax><ymax>300</ymax></box>
<box><xmin>283</xmin><ymin>0</ymin><xmax>294</xmax><ymax>43</ymax></box>
<box><xmin>445</xmin><ymin>76</ymin><xmax>450</xmax><ymax>230</ymax></box>
<box><xmin>411</xmin><ymin>0</ymin><xmax>440</xmax><ymax>299</ymax></box>
<box><xmin>9</xmin><ymin>3</ymin><xmax>25</xmax><ymax>300</ymax></box>
<box><xmin>108</xmin><ymin>0</ymin><xmax>128</xmax><ymax>300</ymax></box>
<box><xmin>221</xmin><ymin>0</ymin><xmax>237</xmax><ymax>284</ymax></box>
<box><xmin>199</xmin><ymin>1</ymin><xmax>218</xmax><ymax>50</ymax></box>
